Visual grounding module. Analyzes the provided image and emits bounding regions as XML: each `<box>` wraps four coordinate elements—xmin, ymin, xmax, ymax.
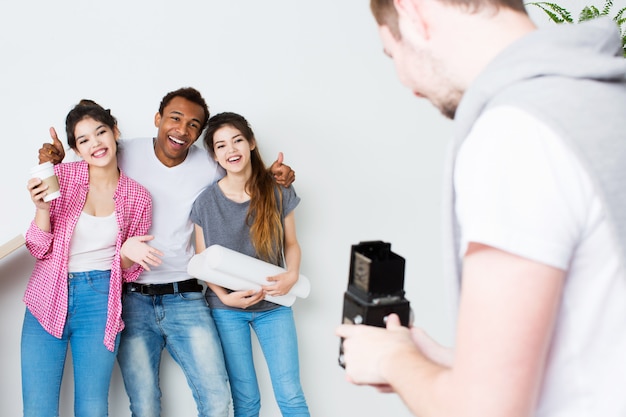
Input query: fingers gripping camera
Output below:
<box><xmin>338</xmin><ymin>241</ymin><xmax>412</xmax><ymax>368</ymax></box>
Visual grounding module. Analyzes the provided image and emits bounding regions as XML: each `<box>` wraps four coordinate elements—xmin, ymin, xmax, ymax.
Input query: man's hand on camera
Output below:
<box><xmin>335</xmin><ymin>314</ymin><xmax>417</xmax><ymax>387</ymax></box>
<box><xmin>38</xmin><ymin>127</ymin><xmax>65</xmax><ymax>165</ymax></box>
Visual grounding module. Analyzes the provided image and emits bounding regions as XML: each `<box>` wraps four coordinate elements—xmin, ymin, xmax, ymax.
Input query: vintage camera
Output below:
<box><xmin>338</xmin><ymin>241</ymin><xmax>412</xmax><ymax>368</ymax></box>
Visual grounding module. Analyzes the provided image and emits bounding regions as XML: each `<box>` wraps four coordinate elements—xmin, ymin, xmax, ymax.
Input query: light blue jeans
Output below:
<box><xmin>117</xmin><ymin>289</ymin><xmax>230</xmax><ymax>417</ymax></box>
<box><xmin>21</xmin><ymin>270</ymin><xmax>118</xmax><ymax>417</ymax></box>
<box><xmin>211</xmin><ymin>306</ymin><xmax>310</xmax><ymax>417</ymax></box>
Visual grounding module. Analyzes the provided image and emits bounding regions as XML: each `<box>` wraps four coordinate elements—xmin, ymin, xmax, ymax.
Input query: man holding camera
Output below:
<box><xmin>337</xmin><ymin>1</ymin><xmax>626</xmax><ymax>416</ymax></box>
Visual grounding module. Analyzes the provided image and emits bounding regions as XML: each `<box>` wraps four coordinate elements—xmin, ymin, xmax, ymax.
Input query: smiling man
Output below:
<box><xmin>114</xmin><ymin>88</ymin><xmax>232</xmax><ymax>417</ymax></box>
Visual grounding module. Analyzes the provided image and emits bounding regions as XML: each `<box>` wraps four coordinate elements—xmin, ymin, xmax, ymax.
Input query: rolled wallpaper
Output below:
<box><xmin>187</xmin><ymin>244</ymin><xmax>310</xmax><ymax>307</ymax></box>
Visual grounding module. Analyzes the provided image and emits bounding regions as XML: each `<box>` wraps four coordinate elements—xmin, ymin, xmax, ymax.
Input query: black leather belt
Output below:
<box><xmin>124</xmin><ymin>279</ymin><xmax>203</xmax><ymax>296</ymax></box>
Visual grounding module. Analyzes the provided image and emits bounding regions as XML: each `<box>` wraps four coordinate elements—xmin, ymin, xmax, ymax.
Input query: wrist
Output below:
<box><xmin>379</xmin><ymin>343</ymin><xmax>423</xmax><ymax>383</ymax></box>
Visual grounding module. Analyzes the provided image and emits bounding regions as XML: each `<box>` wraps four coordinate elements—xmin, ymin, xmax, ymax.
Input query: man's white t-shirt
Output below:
<box><xmin>455</xmin><ymin>106</ymin><xmax>626</xmax><ymax>416</ymax></box>
<box><xmin>117</xmin><ymin>138</ymin><xmax>224</xmax><ymax>285</ymax></box>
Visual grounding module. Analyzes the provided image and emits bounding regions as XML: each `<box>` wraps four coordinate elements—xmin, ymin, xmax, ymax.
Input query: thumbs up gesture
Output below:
<box><xmin>38</xmin><ymin>127</ymin><xmax>66</xmax><ymax>165</ymax></box>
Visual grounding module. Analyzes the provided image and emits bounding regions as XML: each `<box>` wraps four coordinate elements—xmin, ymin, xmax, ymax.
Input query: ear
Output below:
<box><xmin>249</xmin><ymin>138</ymin><xmax>256</xmax><ymax>152</ymax></box>
<box><xmin>114</xmin><ymin>126</ymin><xmax>121</xmax><ymax>141</ymax></box>
<box><xmin>378</xmin><ymin>23</ymin><xmax>397</xmax><ymax>51</ymax></box>
<box><xmin>394</xmin><ymin>0</ymin><xmax>429</xmax><ymax>40</ymax></box>
<box><xmin>154</xmin><ymin>112</ymin><xmax>161</xmax><ymax>128</ymax></box>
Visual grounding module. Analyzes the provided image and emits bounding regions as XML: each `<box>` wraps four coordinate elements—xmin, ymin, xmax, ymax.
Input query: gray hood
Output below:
<box><xmin>443</xmin><ymin>17</ymin><xmax>626</xmax><ymax>312</ymax></box>
<box><xmin>455</xmin><ymin>17</ymin><xmax>626</xmax><ymax>140</ymax></box>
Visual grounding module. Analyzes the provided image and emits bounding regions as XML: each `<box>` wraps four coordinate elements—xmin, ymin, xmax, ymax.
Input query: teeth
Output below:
<box><xmin>169</xmin><ymin>136</ymin><xmax>184</xmax><ymax>145</ymax></box>
<box><xmin>93</xmin><ymin>149</ymin><xmax>106</xmax><ymax>157</ymax></box>
<box><xmin>228</xmin><ymin>156</ymin><xmax>240</xmax><ymax>162</ymax></box>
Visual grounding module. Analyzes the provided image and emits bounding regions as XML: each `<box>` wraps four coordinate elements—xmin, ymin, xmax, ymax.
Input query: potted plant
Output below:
<box><xmin>527</xmin><ymin>0</ymin><xmax>626</xmax><ymax>56</ymax></box>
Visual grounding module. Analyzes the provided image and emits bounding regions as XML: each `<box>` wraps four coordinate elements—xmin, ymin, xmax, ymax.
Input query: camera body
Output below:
<box><xmin>338</xmin><ymin>241</ymin><xmax>411</xmax><ymax>368</ymax></box>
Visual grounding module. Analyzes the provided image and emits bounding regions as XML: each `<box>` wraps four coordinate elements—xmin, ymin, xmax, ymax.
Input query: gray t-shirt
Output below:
<box><xmin>190</xmin><ymin>182</ymin><xmax>300</xmax><ymax>311</ymax></box>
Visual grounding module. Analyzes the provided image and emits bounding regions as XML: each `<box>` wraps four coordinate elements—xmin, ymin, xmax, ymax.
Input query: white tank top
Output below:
<box><xmin>67</xmin><ymin>211</ymin><xmax>117</xmax><ymax>272</ymax></box>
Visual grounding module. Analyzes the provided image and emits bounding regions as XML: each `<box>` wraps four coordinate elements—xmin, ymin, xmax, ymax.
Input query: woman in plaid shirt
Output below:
<box><xmin>22</xmin><ymin>100</ymin><xmax>155</xmax><ymax>417</ymax></box>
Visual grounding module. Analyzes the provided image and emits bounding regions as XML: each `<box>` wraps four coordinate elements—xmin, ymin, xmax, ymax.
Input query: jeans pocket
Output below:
<box><xmin>178</xmin><ymin>291</ymin><xmax>204</xmax><ymax>301</ymax></box>
<box><xmin>88</xmin><ymin>274</ymin><xmax>111</xmax><ymax>295</ymax></box>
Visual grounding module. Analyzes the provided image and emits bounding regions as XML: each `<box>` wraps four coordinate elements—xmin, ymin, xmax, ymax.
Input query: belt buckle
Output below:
<box><xmin>140</xmin><ymin>284</ymin><xmax>152</xmax><ymax>295</ymax></box>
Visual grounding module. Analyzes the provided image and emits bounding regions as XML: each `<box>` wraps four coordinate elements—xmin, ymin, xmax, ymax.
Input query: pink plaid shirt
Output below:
<box><xmin>24</xmin><ymin>160</ymin><xmax>152</xmax><ymax>351</ymax></box>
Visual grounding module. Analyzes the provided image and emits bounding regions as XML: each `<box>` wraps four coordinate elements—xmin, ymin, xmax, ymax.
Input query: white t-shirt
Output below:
<box><xmin>455</xmin><ymin>106</ymin><xmax>626</xmax><ymax>416</ymax></box>
<box><xmin>117</xmin><ymin>138</ymin><xmax>224</xmax><ymax>284</ymax></box>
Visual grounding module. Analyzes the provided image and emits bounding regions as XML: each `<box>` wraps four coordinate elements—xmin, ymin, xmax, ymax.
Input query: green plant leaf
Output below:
<box><xmin>526</xmin><ymin>0</ymin><xmax>626</xmax><ymax>55</ymax></box>
<box><xmin>526</xmin><ymin>1</ymin><xmax>574</xmax><ymax>23</ymax></box>
<box><xmin>579</xmin><ymin>5</ymin><xmax>600</xmax><ymax>22</ymax></box>
<box><xmin>601</xmin><ymin>0</ymin><xmax>614</xmax><ymax>15</ymax></box>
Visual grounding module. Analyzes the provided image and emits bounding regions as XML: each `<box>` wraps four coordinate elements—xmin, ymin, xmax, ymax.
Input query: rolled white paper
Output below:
<box><xmin>188</xmin><ymin>253</ymin><xmax>259</xmax><ymax>291</ymax></box>
<box><xmin>202</xmin><ymin>244</ymin><xmax>311</xmax><ymax>298</ymax></box>
<box><xmin>187</xmin><ymin>250</ymin><xmax>299</xmax><ymax>307</ymax></box>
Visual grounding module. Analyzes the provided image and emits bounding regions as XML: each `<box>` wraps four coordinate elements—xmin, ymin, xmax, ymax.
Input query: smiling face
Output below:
<box><xmin>73</xmin><ymin>117</ymin><xmax>120</xmax><ymax>168</ymax></box>
<box><xmin>212</xmin><ymin>124</ymin><xmax>255</xmax><ymax>177</ymax></box>
<box><xmin>153</xmin><ymin>96</ymin><xmax>206</xmax><ymax>167</ymax></box>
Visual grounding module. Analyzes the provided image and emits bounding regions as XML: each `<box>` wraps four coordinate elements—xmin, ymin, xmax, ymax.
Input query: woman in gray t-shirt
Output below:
<box><xmin>191</xmin><ymin>112</ymin><xmax>310</xmax><ymax>417</ymax></box>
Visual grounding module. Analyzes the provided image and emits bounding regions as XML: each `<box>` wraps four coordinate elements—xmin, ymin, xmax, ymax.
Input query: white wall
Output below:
<box><xmin>1</xmin><ymin>0</ymin><xmax>617</xmax><ymax>416</ymax></box>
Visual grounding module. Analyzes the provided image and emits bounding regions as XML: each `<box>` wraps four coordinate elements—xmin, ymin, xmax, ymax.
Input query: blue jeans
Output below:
<box><xmin>117</xmin><ymin>289</ymin><xmax>230</xmax><ymax>417</ymax></box>
<box><xmin>21</xmin><ymin>270</ymin><xmax>118</xmax><ymax>417</ymax></box>
<box><xmin>211</xmin><ymin>306</ymin><xmax>309</xmax><ymax>417</ymax></box>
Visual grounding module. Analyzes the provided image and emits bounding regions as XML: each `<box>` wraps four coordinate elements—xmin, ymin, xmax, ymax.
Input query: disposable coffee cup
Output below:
<box><xmin>30</xmin><ymin>162</ymin><xmax>60</xmax><ymax>202</ymax></box>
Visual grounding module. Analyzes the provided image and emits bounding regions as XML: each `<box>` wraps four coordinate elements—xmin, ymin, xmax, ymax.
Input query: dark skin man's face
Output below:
<box><xmin>153</xmin><ymin>96</ymin><xmax>206</xmax><ymax>167</ymax></box>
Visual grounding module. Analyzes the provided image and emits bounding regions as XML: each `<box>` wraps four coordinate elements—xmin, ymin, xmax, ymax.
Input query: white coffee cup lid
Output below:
<box><xmin>30</xmin><ymin>161</ymin><xmax>54</xmax><ymax>175</ymax></box>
